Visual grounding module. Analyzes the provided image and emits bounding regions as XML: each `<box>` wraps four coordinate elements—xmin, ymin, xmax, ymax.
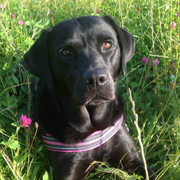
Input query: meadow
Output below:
<box><xmin>0</xmin><ymin>0</ymin><xmax>179</xmax><ymax>179</ymax></box>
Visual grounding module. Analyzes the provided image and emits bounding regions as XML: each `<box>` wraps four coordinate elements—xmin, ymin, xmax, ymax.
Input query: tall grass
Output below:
<box><xmin>0</xmin><ymin>0</ymin><xmax>179</xmax><ymax>179</ymax></box>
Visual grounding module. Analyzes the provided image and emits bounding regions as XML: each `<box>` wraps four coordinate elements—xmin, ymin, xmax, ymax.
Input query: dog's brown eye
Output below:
<box><xmin>60</xmin><ymin>49</ymin><xmax>71</xmax><ymax>56</ymax></box>
<box><xmin>102</xmin><ymin>41</ymin><xmax>112</xmax><ymax>50</ymax></box>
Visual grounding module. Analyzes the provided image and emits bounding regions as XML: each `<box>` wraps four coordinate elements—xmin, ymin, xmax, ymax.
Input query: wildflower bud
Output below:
<box><xmin>35</xmin><ymin>122</ymin><xmax>39</xmax><ymax>129</ymax></box>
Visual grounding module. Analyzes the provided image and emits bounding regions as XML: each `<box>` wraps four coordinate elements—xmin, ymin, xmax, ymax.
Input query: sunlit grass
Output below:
<box><xmin>0</xmin><ymin>0</ymin><xmax>179</xmax><ymax>179</ymax></box>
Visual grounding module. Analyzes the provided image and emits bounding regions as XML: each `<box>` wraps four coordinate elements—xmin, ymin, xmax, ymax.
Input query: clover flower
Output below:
<box><xmin>19</xmin><ymin>114</ymin><xmax>32</xmax><ymax>128</ymax></box>
<box><xmin>172</xmin><ymin>22</ymin><xmax>176</xmax><ymax>30</ymax></box>
<box><xmin>175</xmin><ymin>12</ymin><xmax>179</xmax><ymax>17</ymax></box>
<box><xmin>141</xmin><ymin>57</ymin><xmax>148</xmax><ymax>64</ymax></box>
<box><xmin>18</xmin><ymin>20</ymin><xmax>24</xmax><ymax>25</ymax></box>
<box><xmin>11</xmin><ymin>14</ymin><xmax>16</xmax><ymax>18</ymax></box>
<box><xmin>0</xmin><ymin>4</ymin><xmax>4</xmax><ymax>8</ymax></box>
<box><xmin>96</xmin><ymin>9</ymin><xmax>100</xmax><ymax>14</ymax></box>
<box><xmin>152</xmin><ymin>59</ymin><xmax>160</xmax><ymax>66</ymax></box>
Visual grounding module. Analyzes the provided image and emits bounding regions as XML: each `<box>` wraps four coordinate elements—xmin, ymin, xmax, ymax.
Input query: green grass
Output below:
<box><xmin>0</xmin><ymin>0</ymin><xmax>180</xmax><ymax>179</ymax></box>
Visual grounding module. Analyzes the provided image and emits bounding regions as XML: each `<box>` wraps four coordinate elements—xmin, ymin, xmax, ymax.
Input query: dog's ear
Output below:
<box><xmin>102</xmin><ymin>16</ymin><xmax>135</xmax><ymax>75</ymax></box>
<box><xmin>22</xmin><ymin>29</ymin><xmax>53</xmax><ymax>90</ymax></box>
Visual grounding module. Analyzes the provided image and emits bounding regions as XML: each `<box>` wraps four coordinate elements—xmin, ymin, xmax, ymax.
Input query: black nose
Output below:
<box><xmin>83</xmin><ymin>69</ymin><xmax>107</xmax><ymax>87</ymax></box>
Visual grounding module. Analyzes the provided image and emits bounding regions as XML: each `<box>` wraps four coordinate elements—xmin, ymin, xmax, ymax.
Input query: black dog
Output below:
<box><xmin>22</xmin><ymin>16</ymin><xmax>155</xmax><ymax>180</ymax></box>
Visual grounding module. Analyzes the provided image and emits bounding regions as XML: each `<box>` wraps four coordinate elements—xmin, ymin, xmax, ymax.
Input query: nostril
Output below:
<box><xmin>86</xmin><ymin>77</ymin><xmax>94</xmax><ymax>86</ymax></box>
<box><xmin>98</xmin><ymin>74</ymin><xmax>107</xmax><ymax>85</ymax></box>
<box><xmin>83</xmin><ymin>71</ymin><xmax>95</xmax><ymax>87</ymax></box>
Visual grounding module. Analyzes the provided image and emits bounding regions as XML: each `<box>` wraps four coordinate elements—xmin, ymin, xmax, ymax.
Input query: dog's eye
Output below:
<box><xmin>102</xmin><ymin>41</ymin><xmax>112</xmax><ymax>50</ymax></box>
<box><xmin>59</xmin><ymin>49</ymin><xmax>71</xmax><ymax>56</ymax></box>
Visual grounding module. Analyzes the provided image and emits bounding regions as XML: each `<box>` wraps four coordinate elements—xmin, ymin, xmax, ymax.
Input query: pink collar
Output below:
<box><xmin>42</xmin><ymin>115</ymin><xmax>123</xmax><ymax>153</ymax></box>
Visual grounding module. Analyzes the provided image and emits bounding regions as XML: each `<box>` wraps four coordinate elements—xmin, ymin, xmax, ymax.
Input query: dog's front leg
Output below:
<box><xmin>49</xmin><ymin>151</ymin><xmax>91</xmax><ymax>180</ymax></box>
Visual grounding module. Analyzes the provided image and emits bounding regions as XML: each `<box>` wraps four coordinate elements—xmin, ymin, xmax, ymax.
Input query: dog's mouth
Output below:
<box><xmin>75</xmin><ymin>91</ymin><xmax>115</xmax><ymax>106</ymax></box>
<box><xmin>74</xmin><ymin>87</ymin><xmax>116</xmax><ymax>107</ymax></box>
<box><xmin>86</xmin><ymin>94</ymin><xmax>115</xmax><ymax>106</ymax></box>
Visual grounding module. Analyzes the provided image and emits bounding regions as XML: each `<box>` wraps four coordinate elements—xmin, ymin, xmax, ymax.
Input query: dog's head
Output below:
<box><xmin>23</xmin><ymin>16</ymin><xmax>135</xmax><ymax>107</ymax></box>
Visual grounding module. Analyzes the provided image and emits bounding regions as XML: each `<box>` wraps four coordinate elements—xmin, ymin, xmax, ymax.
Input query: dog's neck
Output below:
<box><xmin>35</xmin><ymin>82</ymin><xmax>123</xmax><ymax>143</ymax></box>
<box><xmin>55</xmin><ymin>93</ymin><xmax>123</xmax><ymax>142</ymax></box>
<box><xmin>42</xmin><ymin>115</ymin><xmax>124</xmax><ymax>153</ymax></box>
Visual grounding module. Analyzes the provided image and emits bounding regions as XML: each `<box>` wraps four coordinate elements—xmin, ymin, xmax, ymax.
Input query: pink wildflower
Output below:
<box><xmin>152</xmin><ymin>59</ymin><xmax>160</xmax><ymax>66</ymax></box>
<box><xmin>141</xmin><ymin>57</ymin><xmax>148</xmax><ymax>64</ymax></box>
<box><xmin>19</xmin><ymin>114</ymin><xmax>32</xmax><ymax>128</ymax></box>
<box><xmin>175</xmin><ymin>11</ymin><xmax>180</xmax><ymax>17</ymax></box>
<box><xmin>96</xmin><ymin>9</ymin><xmax>100</xmax><ymax>14</ymax></box>
<box><xmin>0</xmin><ymin>4</ymin><xmax>4</xmax><ymax>8</ymax></box>
<box><xmin>11</xmin><ymin>14</ymin><xmax>16</xmax><ymax>18</ymax></box>
<box><xmin>175</xmin><ymin>12</ymin><xmax>179</xmax><ymax>17</ymax></box>
<box><xmin>171</xmin><ymin>22</ymin><xmax>176</xmax><ymax>30</ymax></box>
<box><xmin>18</xmin><ymin>20</ymin><xmax>24</xmax><ymax>25</ymax></box>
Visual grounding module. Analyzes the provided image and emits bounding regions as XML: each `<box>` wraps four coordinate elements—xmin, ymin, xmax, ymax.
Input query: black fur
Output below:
<box><xmin>22</xmin><ymin>16</ymin><xmax>155</xmax><ymax>180</ymax></box>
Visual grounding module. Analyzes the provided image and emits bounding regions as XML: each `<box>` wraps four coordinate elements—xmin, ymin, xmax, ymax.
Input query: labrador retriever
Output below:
<box><xmin>22</xmin><ymin>16</ymin><xmax>155</xmax><ymax>180</ymax></box>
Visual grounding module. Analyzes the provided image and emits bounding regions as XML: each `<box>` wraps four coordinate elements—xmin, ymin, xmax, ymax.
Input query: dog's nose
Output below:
<box><xmin>83</xmin><ymin>69</ymin><xmax>107</xmax><ymax>87</ymax></box>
